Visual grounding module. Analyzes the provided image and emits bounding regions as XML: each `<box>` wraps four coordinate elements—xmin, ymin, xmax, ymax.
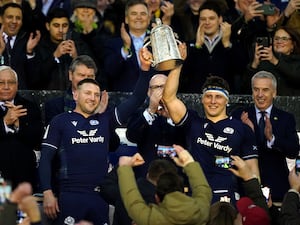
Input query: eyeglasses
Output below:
<box><xmin>149</xmin><ymin>84</ymin><xmax>164</xmax><ymax>90</ymax></box>
<box><xmin>274</xmin><ymin>36</ymin><xmax>292</xmax><ymax>42</ymax></box>
<box><xmin>0</xmin><ymin>80</ymin><xmax>17</xmax><ymax>87</ymax></box>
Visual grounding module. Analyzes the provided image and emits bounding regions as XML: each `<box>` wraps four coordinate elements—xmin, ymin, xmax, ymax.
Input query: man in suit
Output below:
<box><xmin>0</xmin><ymin>3</ymin><xmax>41</xmax><ymax>90</ymax></box>
<box><xmin>44</xmin><ymin>55</ymin><xmax>98</xmax><ymax>125</ymax></box>
<box><xmin>231</xmin><ymin>70</ymin><xmax>299</xmax><ymax>203</ymax></box>
<box><xmin>126</xmin><ymin>74</ymin><xmax>186</xmax><ymax>178</ymax></box>
<box><xmin>103</xmin><ymin>0</ymin><xmax>153</xmax><ymax>92</ymax></box>
<box><xmin>0</xmin><ymin>65</ymin><xmax>43</xmax><ymax>191</ymax></box>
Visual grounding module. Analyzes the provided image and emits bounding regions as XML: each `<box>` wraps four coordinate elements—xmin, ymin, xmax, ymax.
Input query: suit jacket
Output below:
<box><xmin>36</xmin><ymin>0</ymin><xmax>72</xmax><ymax>16</ymax></box>
<box><xmin>0</xmin><ymin>94</ymin><xmax>43</xmax><ymax>189</ymax></box>
<box><xmin>126</xmin><ymin>109</ymin><xmax>186</xmax><ymax>178</ymax></box>
<box><xmin>103</xmin><ymin>35</ymin><xmax>156</xmax><ymax>92</ymax></box>
<box><xmin>232</xmin><ymin>105</ymin><xmax>299</xmax><ymax>202</ymax></box>
<box><xmin>1</xmin><ymin>30</ymin><xmax>40</xmax><ymax>90</ymax></box>
<box><xmin>281</xmin><ymin>190</ymin><xmax>300</xmax><ymax>225</ymax></box>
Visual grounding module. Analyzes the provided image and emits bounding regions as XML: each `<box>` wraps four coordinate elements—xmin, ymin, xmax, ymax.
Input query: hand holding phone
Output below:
<box><xmin>256</xmin><ymin>37</ymin><xmax>270</xmax><ymax>48</ymax></box>
<box><xmin>257</xmin><ymin>3</ymin><xmax>276</xmax><ymax>15</ymax></box>
<box><xmin>215</xmin><ymin>156</ymin><xmax>232</xmax><ymax>169</ymax></box>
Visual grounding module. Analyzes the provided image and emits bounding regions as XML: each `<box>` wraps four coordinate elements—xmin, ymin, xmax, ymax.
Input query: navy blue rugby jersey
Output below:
<box><xmin>179</xmin><ymin>110</ymin><xmax>258</xmax><ymax>188</ymax></box>
<box><xmin>41</xmin><ymin>110</ymin><xmax>118</xmax><ymax>192</ymax></box>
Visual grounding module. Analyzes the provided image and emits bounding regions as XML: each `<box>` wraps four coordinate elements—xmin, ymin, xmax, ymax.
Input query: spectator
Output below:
<box><xmin>0</xmin><ymin>3</ymin><xmax>41</xmax><ymax>90</ymax></box>
<box><xmin>117</xmin><ymin>145</ymin><xmax>212</xmax><ymax>225</ymax></box>
<box><xmin>224</xmin><ymin>0</ymin><xmax>279</xmax><ymax>61</ymax></box>
<box><xmin>100</xmin><ymin>159</ymin><xmax>178</xmax><ymax>225</ymax></box>
<box><xmin>35</xmin><ymin>0</ymin><xmax>72</xmax><ymax>17</ymax></box>
<box><xmin>0</xmin><ymin>66</ymin><xmax>43</xmax><ymax>191</ymax></box>
<box><xmin>179</xmin><ymin>0</ymin><xmax>247</xmax><ymax>94</ymax></box>
<box><xmin>0</xmin><ymin>182</ymin><xmax>42</xmax><ymax>225</ymax></box>
<box><xmin>145</xmin><ymin>0</ymin><xmax>172</xmax><ymax>25</ymax></box>
<box><xmin>0</xmin><ymin>0</ymin><xmax>47</xmax><ymax>35</ymax></box>
<box><xmin>38</xmin><ymin>48</ymin><xmax>153</xmax><ymax>225</ymax></box>
<box><xmin>44</xmin><ymin>55</ymin><xmax>98</xmax><ymax>125</ymax></box>
<box><xmin>248</xmin><ymin>26</ymin><xmax>300</xmax><ymax>95</ymax></box>
<box><xmin>70</xmin><ymin>0</ymin><xmax>116</xmax><ymax>89</ymax></box>
<box><xmin>103</xmin><ymin>0</ymin><xmax>154</xmax><ymax>92</ymax></box>
<box><xmin>96</xmin><ymin>0</ymin><xmax>125</xmax><ymax>37</ymax></box>
<box><xmin>275</xmin><ymin>0</ymin><xmax>300</xmax><ymax>37</ymax></box>
<box><xmin>231</xmin><ymin>71</ymin><xmax>299</xmax><ymax>203</ymax></box>
<box><xmin>235</xmin><ymin>197</ymin><xmax>270</xmax><ymax>225</ymax></box>
<box><xmin>126</xmin><ymin>72</ymin><xmax>186</xmax><ymax>178</ymax></box>
<box><xmin>162</xmin><ymin>43</ymin><xmax>259</xmax><ymax>204</ymax></box>
<box><xmin>174</xmin><ymin>0</ymin><xmax>228</xmax><ymax>43</ymax></box>
<box><xmin>280</xmin><ymin>167</ymin><xmax>300</xmax><ymax>225</ymax></box>
<box><xmin>34</xmin><ymin>7</ymin><xmax>93</xmax><ymax>90</ymax></box>
<box><xmin>173</xmin><ymin>0</ymin><xmax>205</xmax><ymax>43</ymax></box>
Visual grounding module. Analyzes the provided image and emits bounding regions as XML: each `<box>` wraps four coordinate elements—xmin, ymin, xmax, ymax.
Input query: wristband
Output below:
<box><xmin>195</xmin><ymin>43</ymin><xmax>202</xmax><ymax>49</ymax></box>
<box><xmin>123</xmin><ymin>46</ymin><xmax>132</xmax><ymax>56</ymax></box>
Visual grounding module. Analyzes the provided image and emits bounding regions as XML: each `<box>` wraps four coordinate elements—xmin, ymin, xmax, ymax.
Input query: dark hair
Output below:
<box><xmin>125</xmin><ymin>0</ymin><xmax>148</xmax><ymax>16</ymax></box>
<box><xmin>46</xmin><ymin>7</ymin><xmax>70</xmax><ymax>23</ymax></box>
<box><xmin>77</xmin><ymin>78</ymin><xmax>100</xmax><ymax>89</ymax></box>
<box><xmin>69</xmin><ymin>55</ymin><xmax>98</xmax><ymax>75</ymax></box>
<box><xmin>199</xmin><ymin>1</ymin><xmax>222</xmax><ymax>17</ymax></box>
<box><xmin>208</xmin><ymin>201</ymin><xmax>237</xmax><ymax>225</ymax></box>
<box><xmin>275</xmin><ymin>26</ymin><xmax>300</xmax><ymax>54</ymax></box>
<box><xmin>156</xmin><ymin>172</ymin><xmax>184</xmax><ymax>201</ymax></box>
<box><xmin>202</xmin><ymin>76</ymin><xmax>230</xmax><ymax>93</ymax></box>
<box><xmin>147</xmin><ymin>159</ymin><xmax>177</xmax><ymax>182</ymax></box>
<box><xmin>0</xmin><ymin>3</ymin><xmax>22</xmax><ymax>16</ymax></box>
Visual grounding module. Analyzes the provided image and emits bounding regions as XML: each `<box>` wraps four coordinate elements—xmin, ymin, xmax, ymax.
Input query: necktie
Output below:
<box><xmin>6</xmin><ymin>36</ymin><xmax>12</xmax><ymax>51</ymax></box>
<box><xmin>258</xmin><ymin>111</ymin><xmax>266</xmax><ymax>145</ymax></box>
<box><xmin>6</xmin><ymin>36</ymin><xmax>12</xmax><ymax>66</ymax></box>
<box><xmin>0</xmin><ymin>103</ymin><xmax>7</xmax><ymax>114</ymax></box>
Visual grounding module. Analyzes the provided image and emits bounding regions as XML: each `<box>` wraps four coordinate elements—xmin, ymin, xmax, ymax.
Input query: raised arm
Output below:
<box><xmin>115</xmin><ymin>48</ymin><xmax>154</xmax><ymax>125</ymax></box>
<box><xmin>162</xmin><ymin>43</ymin><xmax>187</xmax><ymax>124</ymax></box>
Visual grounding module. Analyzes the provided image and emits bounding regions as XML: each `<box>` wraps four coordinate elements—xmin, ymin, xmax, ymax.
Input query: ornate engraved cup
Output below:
<box><xmin>144</xmin><ymin>18</ymin><xmax>183</xmax><ymax>71</ymax></box>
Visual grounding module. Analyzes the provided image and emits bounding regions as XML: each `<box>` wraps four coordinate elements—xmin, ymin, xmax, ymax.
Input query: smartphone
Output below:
<box><xmin>157</xmin><ymin>145</ymin><xmax>176</xmax><ymax>158</ymax></box>
<box><xmin>256</xmin><ymin>37</ymin><xmax>269</xmax><ymax>47</ymax></box>
<box><xmin>261</xmin><ymin>186</ymin><xmax>270</xmax><ymax>202</ymax></box>
<box><xmin>258</xmin><ymin>3</ymin><xmax>276</xmax><ymax>15</ymax></box>
<box><xmin>0</xmin><ymin>179</ymin><xmax>11</xmax><ymax>205</ymax></box>
<box><xmin>215</xmin><ymin>156</ymin><xmax>232</xmax><ymax>169</ymax></box>
<box><xmin>295</xmin><ymin>157</ymin><xmax>300</xmax><ymax>173</ymax></box>
<box><xmin>63</xmin><ymin>30</ymin><xmax>72</xmax><ymax>41</ymax></box>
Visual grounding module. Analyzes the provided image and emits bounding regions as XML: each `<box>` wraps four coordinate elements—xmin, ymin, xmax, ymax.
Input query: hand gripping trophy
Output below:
<box><xmin>144</xmin><ymin>18</ymin><xmax>183</xmax><ymax>71</ymax></box>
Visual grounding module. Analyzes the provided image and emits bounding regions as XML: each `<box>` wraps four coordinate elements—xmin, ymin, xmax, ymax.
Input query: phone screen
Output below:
<box><xmin>256</xmin><ymin>37</ymin><xmax>269</xmax><ymax>47</ymax></box>
<box><xmin>157</xmin><ymin>145</ymin><xmax>176</xmax><ymax>158</ymax></box>
<box><xmin>0</xmin><ymin>180</ymin><xmax>11</xmax><ymax>205</ymax></box>
<box><xmin>215</xmin><ymin>156</ymin><xmax>232</xmax><ymax>169</ymax></box>
<box><xmin>261</xmin><ymin>186</ymin><xmax>270</xmax><ymax>202</ymax></box>
<box><xmin>295</xmin><ymin>158</ymin><xmax>300</xmax><ymax>173</ymax></box>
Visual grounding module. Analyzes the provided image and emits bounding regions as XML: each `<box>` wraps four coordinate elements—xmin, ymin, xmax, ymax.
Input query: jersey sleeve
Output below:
<box><xmin>241</xmin><ymin>123</ymin><xmax>258</xmax><ymax>160</ymax></box>
<box><xmin>38</xmin><ymin>117</ymin><xmax>63</xmax><ymax>192</ymax></box>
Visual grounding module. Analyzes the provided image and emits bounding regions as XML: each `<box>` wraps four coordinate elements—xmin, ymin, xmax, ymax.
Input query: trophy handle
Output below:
<box><xmin>143</xmin><ymin>41</ymin><xmax>151</xmax><ymax>48</ymax></box>
<box><xmin>143</xmin><ymin>41</ymin><xmax>155</xmax><ymax>67</ymax></box>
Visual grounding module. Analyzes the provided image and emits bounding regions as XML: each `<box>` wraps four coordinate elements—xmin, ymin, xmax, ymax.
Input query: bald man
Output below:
<box><xmin>126</xmin><ymin>74</ymin><xmax>187</xmax><ymax>178</ymax></box>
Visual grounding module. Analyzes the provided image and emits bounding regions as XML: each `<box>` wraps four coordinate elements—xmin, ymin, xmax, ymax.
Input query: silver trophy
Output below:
<box><xmin>144</xmin><ymin>18</ymin><xmax>183</xmax><ymax>71</ymax></box>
